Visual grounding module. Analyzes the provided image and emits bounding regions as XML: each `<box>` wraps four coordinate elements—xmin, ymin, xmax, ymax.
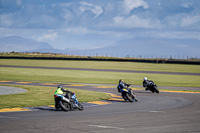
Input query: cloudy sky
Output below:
<box><xmin>0</xmin><ymin>0</ymin><xmax>200</xmax><ymax>50</ymax></box>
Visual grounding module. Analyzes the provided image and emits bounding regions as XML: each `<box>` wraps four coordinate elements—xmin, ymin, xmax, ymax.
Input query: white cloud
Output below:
<box><xmin>181</xmin><ymin>2</ymin><xmax>193</xmax><ymax>8</ymax></box>
<box><xmin>1</xmin><ymin>0</ymin><xmax>200</xmax><ymax>52</ymax></box>
<box><xmin>65</xmin><ymin>27</ymin><xmax>89</xmax><ymax>34</ymax></box>
<box><xmin>37</xmin><ymin>32</ymin><xmax>58</xmax><ymax>41</ymax></box>
<box><xmin>92</xmin><ymin>5</ymin><xmax>103</xmax><ymax>18</ymax></box>
<box><xmin>79</xmin><ymin>2</ymin><xmax>103</xmax><ymax>18</ymax></box>
<box><xmin>123</xmin><ymin>0</ymin><xmax>149</xmax><ymax>14</ymax></box>
<box><xmin>80</xmin><ymin>1</ymin><xmax>93</xmax><ymax>7</ymax></box>
<box><xmin>113</xmin><ymin>15</ymin><xmax>161</xmax><ymax>29</ymax></box>
<box><xmin>180</xmin><ymin>15</ymin><xmax>200</xmax><ymax>27</ymax></box>
<box><xmin>16</xmin><ymin>0</ymin><xmax>22</xmax><ymax>6</ymax></box>
<box><xmin>0</xmin><ymin>13</ymin><xmax>13</xmax><ymax>27</ymax></box>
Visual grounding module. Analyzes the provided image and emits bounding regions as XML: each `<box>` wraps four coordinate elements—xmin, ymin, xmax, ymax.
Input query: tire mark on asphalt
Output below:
<box><xmin>0</xmin><ymin>65</ymin><xmax>199</xmax><ymax>76</ymax></box>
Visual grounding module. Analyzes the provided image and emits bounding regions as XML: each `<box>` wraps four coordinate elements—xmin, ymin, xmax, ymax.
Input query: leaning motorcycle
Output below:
<box><xmin>146</xmin><ymin>81</ymin><xmax>159</xmax><ymax>93</ymax></box>
<box><xmin>54</xmin><ymin>93</ymin><xmax>83</xmax><ymax>111</ymax></box>
<box><xmin>118</xmin><ymin>84</ymin><xmax>138</xmax><ymax>102</ymax></box>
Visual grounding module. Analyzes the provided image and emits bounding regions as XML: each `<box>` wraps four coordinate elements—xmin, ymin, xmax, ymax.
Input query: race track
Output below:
<box><xmin>0</xmin><ymin>83</ymin><xmax>200</xmax><ymax>133</ymax></box>
<box><xmin>0</xmin><ymin>65</ymin><xmax>200</xmax><ymax>133</ymax></box>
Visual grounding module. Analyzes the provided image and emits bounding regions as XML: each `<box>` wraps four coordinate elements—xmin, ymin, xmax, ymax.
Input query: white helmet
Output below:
<box><xmin>144</xmin><ymin>77</ymin><xmax>148</xmax><ymax>81</ymax></box>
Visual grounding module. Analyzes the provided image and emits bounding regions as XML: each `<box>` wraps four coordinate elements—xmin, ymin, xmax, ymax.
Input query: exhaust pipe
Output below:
<box><xmin>62</xmin><ymin>97</ymin><xmax>70</xmax><ymax>103</ymax></box>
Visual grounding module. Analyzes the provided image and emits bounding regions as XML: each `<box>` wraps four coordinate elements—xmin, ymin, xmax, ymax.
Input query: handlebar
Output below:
<box><xmin>126</xmin><ymin>84</ymin><xmax>131</xmax><ymax>87</ymax></box>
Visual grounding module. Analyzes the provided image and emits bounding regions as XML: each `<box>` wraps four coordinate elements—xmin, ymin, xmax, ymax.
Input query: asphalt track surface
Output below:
<box><xmin>0</xmin><ymin>83</ymin><xmax>200</xmax><ymax>133</ymax></box>
<box><xmin>0</xmin><ymin>66</ymin><xmax>200</xmax><ymax>133</ymax></box>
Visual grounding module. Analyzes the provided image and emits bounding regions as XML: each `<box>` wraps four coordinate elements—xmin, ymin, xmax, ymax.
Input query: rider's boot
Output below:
<box><xmin>55</xmin><ymin>102</ymin><xmax>59</xmax><ymax>110</ymax></box>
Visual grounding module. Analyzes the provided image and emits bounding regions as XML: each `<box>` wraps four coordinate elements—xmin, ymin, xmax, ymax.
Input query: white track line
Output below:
<box><xmin>89</xmin><ymin>125</ymin><xmax>124</xmax><ymax>130</ymax></box>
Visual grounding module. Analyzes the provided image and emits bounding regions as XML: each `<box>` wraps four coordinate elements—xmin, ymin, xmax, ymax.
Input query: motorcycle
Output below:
<box><xmin>54</xmin><ymin>92</ymin><xmax>83</xmax><ymax>111</ymax></box>
<box><xmin>145</xmin><ymin>81</ymin><xmax>159</xmax><ymax>93</ymax></box>
<box><xmin>117</xmin><ymin>84</ymin><xmax>138</xmax><ymax>102</ymax></box>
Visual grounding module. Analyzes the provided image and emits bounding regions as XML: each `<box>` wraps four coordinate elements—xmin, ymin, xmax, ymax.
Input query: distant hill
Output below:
<box><xmin>0</xmin><ymin>36</ymin><xmax>199</xmax><ymax>58</ymax></box>
<box><xmin>65</xmin><ymin>38</ymin><xmax>200</xmax><ymax>58</ymax></box>
<box><xmin>0</xmin><ymin>36</ymin><xmax>60</xmax><ymax>53</ymax></box>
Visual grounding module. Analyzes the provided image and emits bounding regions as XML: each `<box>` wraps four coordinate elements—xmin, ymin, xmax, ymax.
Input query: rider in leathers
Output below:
<box><xmin>143</xmin><ymin>77</ymin><xmax>153</xmax><ymax>91</ymax></box>
<box><xmin>117</xmin><ymin>79</ymin><xmax>130</xmax><ymax>93</ymax></box>
<box><xmin>54</xmin><ymin>85</ymin><xmax>74</xmax><ymax>109</ymax></box>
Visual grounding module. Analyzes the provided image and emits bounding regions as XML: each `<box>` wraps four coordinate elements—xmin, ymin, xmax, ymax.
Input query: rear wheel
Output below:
<box><xmin>150</xmin><ymin>88</ymin><xmax>155</xmax><ymax>93</ymax></box>
<box><xmin>122</xmin><ymin>93</ymin><xmax>128</xmax><ymax>101</ymax></box>
<box><xmin>59</xmin><ymin>101</ymin><xmax>70</xmax><ymax>111</ymax></box>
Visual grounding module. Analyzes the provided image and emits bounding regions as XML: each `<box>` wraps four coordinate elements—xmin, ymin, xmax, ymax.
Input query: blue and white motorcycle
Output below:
<box><xmin>117</xmin><ymin>84</ymin><xmax>138</xmax><ymax>102</ymax></box>
<box><xmin>54</xmin><ymin>93</ymin><xmax>83</xmax><ymax>111</ymax></box>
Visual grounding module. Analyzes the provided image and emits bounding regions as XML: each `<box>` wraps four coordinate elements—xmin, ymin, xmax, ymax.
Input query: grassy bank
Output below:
<box><xmin>0</xmin><ymin>58</ymin><xmax>199</xmax><ymax>108</ymax></box>
<box><xmin>0</xmin><ymin>59</ymin><xmax>200</xmax><ymax>87</ymax></box>
<box><xmin>0</xmin><ymin>85</ymin><xmax>111</xmax><ymax>109</ymax></box>
<box><xmin>1</xmin><ymin>59</ymin><xmax>200</xmax><ymax>73</ymax></box>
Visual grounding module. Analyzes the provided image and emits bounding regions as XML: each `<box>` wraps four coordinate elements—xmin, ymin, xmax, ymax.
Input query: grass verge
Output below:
<box><xmin>0</xmin><ymin>84</ymin><xmax>111</xmax><ymax>109</ymax></box>
<box><xmin>0</xmin><ymin>59</ymin><xmax>200</xmax><ymax>73</ymax></box>
<box><xmin>0</xmin><ymin>67</ymin><xmax>200</xmax><ymax>87</ymax></box>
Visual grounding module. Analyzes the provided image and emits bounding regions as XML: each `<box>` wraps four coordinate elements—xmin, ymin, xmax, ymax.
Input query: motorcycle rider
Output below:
<box><xmin>117</xmin><ymin>79</ymin><xmax>138</xmax><ymax>102</ymax></box>
<box><xmin>117</xmin><ymin>79</ymin><xmax>130</xmax><ymax>93</ymax></box>
<box><xmin>54</xmin><ymin>85</ymin><xmax>74</xmax><ymax>109</ymax></box>
<box><xmin>143</xmin><ymin>77</ymin><xmax>153</xmax><ymax>91</ymax></box>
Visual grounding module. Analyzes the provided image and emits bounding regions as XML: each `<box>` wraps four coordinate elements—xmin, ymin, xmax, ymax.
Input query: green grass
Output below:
<box><xmin>0</xmin><ymin>85</ymin><xmax>111</xmax><ymax>109</ymax></box>
<box><xmin>0</xmin><ymin>59</ymin><xmax>200</xmax><ymax>73</ymax></box>
<box><xmin>0</xmin><ymin>59</ymin><xmax>200</xmax><ymax>109</ymax></box>
<box><xmin>0</xmin><ymin>67</ymin><xmax>199</xmax><ymax>87</ymax></box>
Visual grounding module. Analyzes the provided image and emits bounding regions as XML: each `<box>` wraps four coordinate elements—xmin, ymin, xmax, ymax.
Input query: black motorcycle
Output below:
<box><xmin>54</xmin><ymin>93</ymin><xmax>83</xmax><ymax>111</ymax></box>
<box><xmin>145</xmin><ymin>81</ymin><xmax>159</xmax><ymax>93</ymax></box>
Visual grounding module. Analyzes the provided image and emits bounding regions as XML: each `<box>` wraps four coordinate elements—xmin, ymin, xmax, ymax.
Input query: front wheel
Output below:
<box><xmin>132</xmin><ymin>94</ymin><xmax>138</xmax><ymax>102</ymax></box>
<box><xmin>77</xmin><ymin>102</ymin><xmax>84</xmax><ymax>111</ymax></box>
<box><xmin>125</xmin><ymin>93</ymin><xmax>133</xmax><ymax>102</ymax></box>
<box><xmin>154</xmin><ymin>87</ymin><xmax>159</xmax><ymax>93</ymax></box>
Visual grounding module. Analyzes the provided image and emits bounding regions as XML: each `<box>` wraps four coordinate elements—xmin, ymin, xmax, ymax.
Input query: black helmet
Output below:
<box><xmin>119</xmin><ymin>79</ymin><xmax>123</xmax><ymax>84</ymax></box>
<box><xmin>57</xmin><ymin>85</ymin><xmax>63</xmax><ymax>89</ymax></box>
